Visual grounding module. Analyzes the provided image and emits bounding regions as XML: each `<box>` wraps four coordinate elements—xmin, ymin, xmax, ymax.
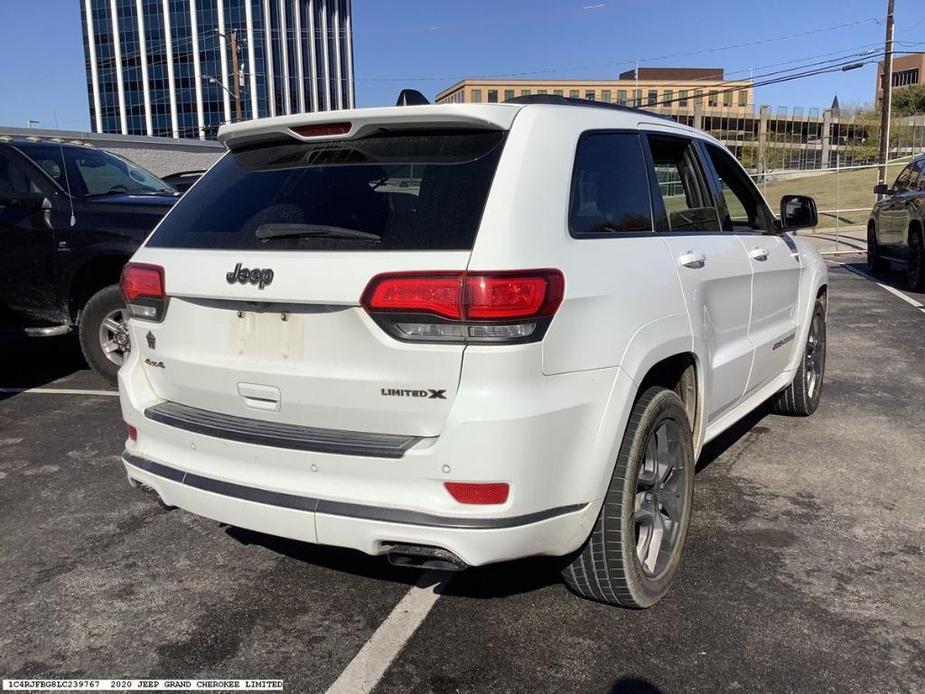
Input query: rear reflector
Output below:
<box><xmin>444</xmin><ymin>482</ymin><xmax>510</xmax><ymax>505</ymax></box>
<box><xmin>121</xmin><ymin>263</ymin><xmax>168</xmax><ymax>322</ymax></box>
<box><xmin>291</xmin><ymin>122</ymin><xmax>351</xmax><ymax>138</ymax></box>
<box><xmin>361</xmin><ymin>270</ymin><xmax>564</xmax><ymax>344</ymax></box>
<box><xmin>126</xmin><ymin>424</ymin><xmax>138</xmax><ymax>442</ymax></box>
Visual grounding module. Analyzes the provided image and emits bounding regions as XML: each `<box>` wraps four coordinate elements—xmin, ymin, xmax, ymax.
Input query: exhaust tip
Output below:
<box><xmin>131</xmin><ymin>478</ymin><xmax>176</xmax><ymax>510</ymax></box>
<box><xmin>386</xmin><ymin>543</ymin><xmax>468</xmax><ymax>572</ymax></box>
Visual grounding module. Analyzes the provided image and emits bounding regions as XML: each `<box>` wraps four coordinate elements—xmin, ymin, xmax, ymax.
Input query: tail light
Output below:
<box><xmin>361</xmin><ymin>270</ymin><xmax>564</xmax><ymax>344</ymax></box>
<box><xmin>444</xmin><ymin>482</ymin><xmax>510</xmax><ymax>505</ymax></box>
<box><xmin>121</xmin><ymin>262</ymin><xmax>168</xmax><ymax>322</ymax></box>
<box><xmin>126</xmin><ymin>423</ymin><xmax>138</xmax><ymax>442</ymax></box>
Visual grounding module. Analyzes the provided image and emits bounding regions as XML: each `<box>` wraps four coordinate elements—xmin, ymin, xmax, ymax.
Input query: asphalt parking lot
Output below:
<box><xmin>1</xmin><ymin>256</ymin><xmax>923</xmax><ymax>694</ymax></box>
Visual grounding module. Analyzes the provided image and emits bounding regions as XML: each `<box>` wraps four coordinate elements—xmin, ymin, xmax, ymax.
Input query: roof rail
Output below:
<box><xmin>504</xmin><ymin>93</ymin><xmax>673</xmax><ymax>120</ymax></box>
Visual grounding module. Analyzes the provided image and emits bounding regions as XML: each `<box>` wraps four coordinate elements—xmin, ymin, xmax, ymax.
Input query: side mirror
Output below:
<box><xmin>873</xmin><ymin>183</ymin><xmax>891</xmax><ymax>196</ymax></box>
<box><xmin>0</xmin><ymin>190</ymin><xmax>45</xmax><ymax>210</ymax></box>
<box><xmin>780</xmin><ymin>195</ymin><xmax>818</xmax><ymax>231</ymax></box>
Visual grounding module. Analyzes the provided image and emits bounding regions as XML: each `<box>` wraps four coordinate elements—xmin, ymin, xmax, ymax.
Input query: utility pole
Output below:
<box><xmin>229</xmin><ymin>30</ymin><xmax>243</xmax><ymax>122</ymax></box>
<box><xmin>877</xmin><ymin>0</ymin><xmax>895</xmax><ymax>186</ymax></box>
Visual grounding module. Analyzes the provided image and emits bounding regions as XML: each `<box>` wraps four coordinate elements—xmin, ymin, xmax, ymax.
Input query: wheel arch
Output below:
<box><xmin>65</xmin><ymin>253</ymin><xmax>130</xmax><ymax>324</ymax></box>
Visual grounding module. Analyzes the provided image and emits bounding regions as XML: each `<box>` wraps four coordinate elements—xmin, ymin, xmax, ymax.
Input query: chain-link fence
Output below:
<box><xmin>665</xmin><ymin>104</ymin><xmax>925</xmax><ymax>253</ymax></box>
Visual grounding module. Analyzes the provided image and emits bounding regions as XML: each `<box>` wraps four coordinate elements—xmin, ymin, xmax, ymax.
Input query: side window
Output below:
<box><xmin>646</xmin><ymin>135</ymin><xmax>721</xmax><ymax>232</ymax></box>
<box><xmin>0</xmin><ymin>150</ymin><xmax>46</xmax><ymax>197</ymax></box>
<box><xmin>704</xmin><ymin>143</ymin><xmax>770</xmax><ymax>232</ymax></box>
<box><xmin>916</xmin><ymin>159</ymin><xmax>925</xmax><ymax>193</ymax></box>
<box><xmin>893</xmin><ymin>164</ymin><xmax>915</xmax><ymax>193</ymax></box>
<box><xmin>568</xmin><ymin>132</ymin><xmax>653</xmax><ymax>236</ymax></box>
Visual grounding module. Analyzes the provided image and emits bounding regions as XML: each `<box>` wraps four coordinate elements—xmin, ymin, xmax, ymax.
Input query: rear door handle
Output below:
<box><xmin>749</xmin><ymin>247</ymin><xmax>769</xmax><ymax>261</ymax></box>
<box><xmin>678</xmin><ymin>251</ymin><xmax>706</xmax><ymax>269</ymax></box>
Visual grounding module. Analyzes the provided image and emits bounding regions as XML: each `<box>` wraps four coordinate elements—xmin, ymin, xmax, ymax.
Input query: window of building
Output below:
<box><xmin>471</xmin><ymin>89</ymin><xmax>482</xmax><ymax>103</ymax></box>
<box><xmin>553</xmin><ymin>89</ymin><xmax>564</xmax><ymax>96</ymax></box>
<box><xmin>738</xmin><ymin>90</ymin><xmax>748</xmax><ymax>107</ymax></box>
<box><xmin>585</xmin><ymin>90</ymin><xmax>596</xmax><ymax>101</ymax></box>
<box><xmin>663</xmin><ymin>90</ymin><xmax>673</xmax><ymax>106</ymax></box>
<box><xmin>522</xmin><ymin>89</ymin><xmax>532</xmax><ymax>96</ymax></box>
<box><xmin>569</xmin><ymin>132</ymin><xmax>653</xmax><ymax>236</ymax></box>
<box><xmin>678</xmin><ymin>90</ymin><xmax>688</xmax><ymax>107</ymax></box>
<box><xmin>892</xmin><ymin>68</ymin><xmax>921</xmax><ymax>87</ymax></box>
<box><xmin>723</xmin><ymin>90</ymin><xmax>733</xmax><ymax>107</ymax></box>
<box><xmin>708</xmin><ymin>91</ymin><xmax>718</xmax><ymax>107</ymax></box>
<box><xmin>504</xmin><ymin>89</ymin><xmax>515</xmax><ymax>101</ymax></box>
<box><xmin>570</xmin><ymin>89</ymin><xmax>580</xmax><ymax>98</ymax></box>
<box><xmin>694</xmin><ymin>89</ymin><xmax>703</xmax><ymax>104</ymax></box>
<box><xmin>647</xmin><ymin>90</ymin><xmax>658</xmax><ymax>106</ymax></box>
<box><xmin>538</xmin><ymin>89</ymin><xmax>547</xmax><ymax>95</ymax></box>
<box><xmin>617</xmin><ymin>89</ymin><xmax>627</xmax><ymax>105</ymax></box>
<box><xmin>601</xmin><ymin>89</ymin><xmax>611</xmax><ymax>103</ymax></box>
<box><xmin>633</xmin><ymin>89</ymin><xmax>643</xmax><ymax>106</ymax></box>
<box><xmin>487</xmin><ymin>89</ymin><xmax>498</xmax><ymax>103</ymax></box>
<box><xmin>645</xmin><ymin>135</ymin><xmax>721</xmax><ymax>232</ymax></box>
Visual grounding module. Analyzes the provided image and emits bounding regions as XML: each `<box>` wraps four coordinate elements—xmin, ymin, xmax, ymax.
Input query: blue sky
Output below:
<box><xmin>1</xmin><ymin>0</ymin><xmax>923</xmax><ymax>131</ymax></box>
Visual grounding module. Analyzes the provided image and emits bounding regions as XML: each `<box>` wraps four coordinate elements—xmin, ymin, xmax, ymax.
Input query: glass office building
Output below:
<box><xmin>80</xmin><ymin>0</ymin><xmax>354</xmax><ymax>139</ymax></box>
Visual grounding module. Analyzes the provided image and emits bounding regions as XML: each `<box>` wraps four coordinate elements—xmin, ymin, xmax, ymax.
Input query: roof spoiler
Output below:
<box><xmin>396</xmin><ymin>89</ymin><xmax>430</xmax><ymax>106</ymax></box>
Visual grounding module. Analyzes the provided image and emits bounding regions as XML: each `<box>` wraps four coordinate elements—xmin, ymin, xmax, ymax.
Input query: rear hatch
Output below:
<box><xmin>128</xmin><ymin>117</ymin><xmax>510</xmax><ymax>438</ymax></box>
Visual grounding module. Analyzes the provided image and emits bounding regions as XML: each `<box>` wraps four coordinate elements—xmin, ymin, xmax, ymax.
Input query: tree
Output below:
<box><xmin>891</xmin><ymin>84</ymin><xmax>925</xmax><ymax>117</ymax></box>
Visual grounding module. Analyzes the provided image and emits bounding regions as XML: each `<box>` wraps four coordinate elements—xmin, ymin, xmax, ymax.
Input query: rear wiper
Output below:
<box><xmin>256</xmin><ymin>223</ymin><xmax>380</xmax><ymax>242</ymax></box>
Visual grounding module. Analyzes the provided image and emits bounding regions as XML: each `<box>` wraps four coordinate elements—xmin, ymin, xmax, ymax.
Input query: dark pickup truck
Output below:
<box><xmin>0</xmin><ymin>136</ymin><xmax>178</xmax><ymax>383</ymax></box>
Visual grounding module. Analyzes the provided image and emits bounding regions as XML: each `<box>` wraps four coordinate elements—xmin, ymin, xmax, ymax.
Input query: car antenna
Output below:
<box><xmin>53</xmin><ymin>112</ymin><xmax>76</xmax><ymax>227</ymax></box>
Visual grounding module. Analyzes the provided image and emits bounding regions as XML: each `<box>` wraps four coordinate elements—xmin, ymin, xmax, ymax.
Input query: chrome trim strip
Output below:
<box><xmin>144</xmin><ymin>401</ymin><xmax>421</xmax><ymax>459</ymax></box>
<box><xmin>123</xmin><ymin>452</ymin><xmax>587</xmax><ymax>529</ymax></box>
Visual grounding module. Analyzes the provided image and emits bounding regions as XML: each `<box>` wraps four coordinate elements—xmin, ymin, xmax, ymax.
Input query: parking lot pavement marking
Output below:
<box><xmin>326</xmin><ymin>570</ymin><xmax>450</xmax><ymax>694</ymax></box>
<box><xmin>0</xmin><ymin>386</ymin><xmax>118</xmax><ymax>396</ymax></box>
<box><xmin>831</xmin><ymin>260</ymin><xmax>925</xmax><ymax>314</ymax></box>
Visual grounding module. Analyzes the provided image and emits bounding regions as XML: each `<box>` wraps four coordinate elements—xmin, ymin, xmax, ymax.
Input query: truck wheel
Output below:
<box><xmin>907</xmin><ymin>229</ymin><xmax>925</xmax><ymax>292</ymax></box>
<box><xmin>78</xmin><ymin>284</ymin><xmax>130</xmax><ymax>385</ymax></box>
<box><xmin>867</xmin><ymin>225</ymin><xmax>888</xmax><ymax>272</ymax></box>
<box><xmin>772</xmin><ymin>296</ymin><xmax>826</xmax><ymax>416</ymax></box>
<box><xmin>562</xmin><ymin>387</ymin><xmax>694</xmax><ymax>608</ymax></box>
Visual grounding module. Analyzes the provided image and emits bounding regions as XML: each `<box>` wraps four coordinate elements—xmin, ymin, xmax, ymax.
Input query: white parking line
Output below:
<box><xmin>831</xmin><ymin>261</ymin><xmax>925</xmax><ymax>314</ymax></box>
<box><xmin>326</xmin><ymin>571</ymin><xmax>450</xmax><ymax>694</ymax></box>
<box><xmin>0</xmin><ymin>387</ymin><xmax>119</xmax><ymax>397</ymax></box>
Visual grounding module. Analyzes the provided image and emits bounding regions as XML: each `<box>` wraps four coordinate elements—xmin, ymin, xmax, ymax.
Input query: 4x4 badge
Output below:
<box><xmin>226</xmin><ymin>262</ymin><xmax>274</xmax><ymax>289</ymax></box>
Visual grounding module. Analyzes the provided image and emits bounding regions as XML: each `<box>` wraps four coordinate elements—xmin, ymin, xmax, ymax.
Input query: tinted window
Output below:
<box><xmin>568</xmin><ymin>132</ymin><xmax>652</xmax><ymax>236</ymax></box>
<box><xmin>915</xmin><ymin>160</ymin><xmax>925</xmax><ymax>191</ymax></box>
<box><xmin>148</xmin><ymin>130</ymin><xmax>506</xmax><ymax>251</ymax></box>
<box><xmin>0</xmin><ymin>150</ymin><xmax>44</xmax><ymax>196</ymax></box>
<box><xmin>647</xmin><ymin>135</ymin><xmax>721</xmax><ymax>232</ymax></box>
<box><xmin>893</xmin><ymin>164</ymin><xmax>916</xmax><ymax>193</ymax></box>
<box><xmin>705</xmin><ymin>144</ymin><xmax>770</xmax><ymax>232</ymax></box>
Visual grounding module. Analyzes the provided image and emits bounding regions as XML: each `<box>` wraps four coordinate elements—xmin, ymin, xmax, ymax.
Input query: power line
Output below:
<box><xmin>355</xmin><ymin>16</ymin><xmax>886</xmax><ymax>82</ymax></box>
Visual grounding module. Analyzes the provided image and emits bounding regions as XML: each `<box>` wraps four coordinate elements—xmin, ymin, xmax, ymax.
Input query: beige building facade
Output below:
<box><xmin>435</xmin><ymin>67</ymin><xmax>754</xmax><ymax>115</ymax></box>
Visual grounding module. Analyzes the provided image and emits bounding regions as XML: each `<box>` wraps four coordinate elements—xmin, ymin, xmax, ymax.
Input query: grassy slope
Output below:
<box><xmin>756</xmin><ymin>161</ymin><xmax>910</xmax><ymax>229</ymax></box>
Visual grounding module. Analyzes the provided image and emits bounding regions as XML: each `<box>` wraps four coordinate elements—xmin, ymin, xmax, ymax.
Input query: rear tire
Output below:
<box><xmin>867</xmin><ymin>225</ymin><xmax>889</xmax><ymax>273</ymax></box>
<box><xmin>907</xmin><ymin>228</ymin><xmax>925</xmax><ymax>292</ymax></box>
<box><xmin>78</xmin><ymin>284</ymin><xmax>130</xmax><ymax>386</ymax></box>
<box><xmin>562</xmin><ymin>387</ymin><xmax>694</xmax><ymax>608</ymax></box>
<box><xmin>772</xmin><ymin>296</ymin><xmax>826</xmax><ymax>416</ymax></box>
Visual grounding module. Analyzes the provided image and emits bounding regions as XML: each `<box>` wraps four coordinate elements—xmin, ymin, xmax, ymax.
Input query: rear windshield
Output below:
<box><xmin>147</xmin><ymin>130</ymin><xmax>506</xmax><ymax>251</ymax></box>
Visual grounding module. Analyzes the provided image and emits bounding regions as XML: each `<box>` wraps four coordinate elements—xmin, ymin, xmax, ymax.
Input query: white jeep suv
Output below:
<box><xmin>118</xmin><ymin>96</ymin><xmax>827</xmax><ymax>608</ymax></box>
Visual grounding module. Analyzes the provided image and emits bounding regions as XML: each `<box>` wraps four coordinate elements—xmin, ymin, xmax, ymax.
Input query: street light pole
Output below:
<box><xmin>230</xmin><ymin>30</ymin><xmax>243</xmax><ymax>122</ymax></box>
<box><xmin>877</xmin><ymin>0</ymin><xmax>895</xmax><ymax>187</ymax></box>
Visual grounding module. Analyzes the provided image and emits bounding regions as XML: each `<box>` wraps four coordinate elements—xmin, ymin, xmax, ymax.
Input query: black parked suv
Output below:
<box><xmin>869</xmin><ymin>153</ymin><xmax>925</xmax><ymax>290</ymax></box>
<box><xmin>0</xmin><ymin>136</ymin><xmax>178</xmax><ymax>382</ymax></box>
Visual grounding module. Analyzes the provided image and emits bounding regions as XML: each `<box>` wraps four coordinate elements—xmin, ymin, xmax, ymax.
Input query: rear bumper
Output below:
<box><xmin>119</xmin><ymin>341</ymin><xmax>628</xmax><ymax>566</ymax></box>
<box><xmin>123</xmin><ymin>451</ymin><xmax>596</xmax><ymax>566</ymax></box>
